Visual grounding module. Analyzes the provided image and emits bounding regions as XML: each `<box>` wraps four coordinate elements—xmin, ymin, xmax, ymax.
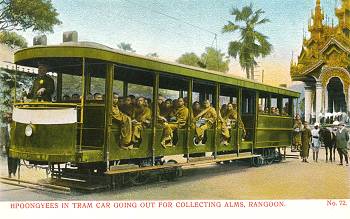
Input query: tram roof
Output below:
<box><xmin>14</xmin><ymin>42</ymin><xmax>299</xmax><ymax>97</ymax></box>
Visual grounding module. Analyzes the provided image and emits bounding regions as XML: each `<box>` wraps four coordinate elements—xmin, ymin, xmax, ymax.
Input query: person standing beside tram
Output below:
<box><xmin>311</xmin><ymin>123</ymin><xmax>320</xmax><ymax>162</ymax></box>
<box><xmin>335</xmin><ymin>122</ymin><xmax>349</xmax><ymax>166</ymax></box>
<box><xmin>27</xmin><ymin>63</ymin><xmax>55</xmax><ymax>102</ymax></box>
<box><xmin>301</xmin><ymin>121</ymin><xmax>312</xmax><ymax>163</ymax></box>
<box><xmin>2</xmin><ymin>112</ymin><xmax>19</xmax><ymax>177</ymax></box>
<box><xmin>292</xmin><ymin>114</ymin><xmax>303</xmax><ymax>152</ymax></box>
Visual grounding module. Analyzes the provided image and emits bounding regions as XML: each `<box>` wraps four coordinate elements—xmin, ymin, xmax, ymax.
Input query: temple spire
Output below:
<box><xmin>336</xmin><ymin>0</ymin><xmax>350</xmax><ymax>37</ymax></box>
<box><xmin>313</xmin><ymin>0</ymin><xmax>323</xmax><ymax>28</ymax></box>
<box><xmin>308</xmin><ymin>0</ymin><xmax>324</xmax><ymax>40</ymax></box>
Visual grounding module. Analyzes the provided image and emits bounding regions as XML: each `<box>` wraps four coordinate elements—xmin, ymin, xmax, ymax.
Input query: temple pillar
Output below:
<box><xmin>304</xmin><ymin>86</ymin><xmax>313</xmax><ymax>123</ymax></box>
<box><xmin>324</xmin><ymin>88</ymin><xmax>328</xmax><ymax>113</ymax></box>
<box><xmin>315</xmin><ymin>81</ymin><xmax>322</xmax><ymax>123</ymax></box>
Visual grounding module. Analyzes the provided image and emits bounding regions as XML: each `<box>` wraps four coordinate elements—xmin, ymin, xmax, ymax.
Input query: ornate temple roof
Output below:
<box><xmin>290</xmin><ymin>0</ymin><xmax>350</xmax><ymax>81</ymax></box>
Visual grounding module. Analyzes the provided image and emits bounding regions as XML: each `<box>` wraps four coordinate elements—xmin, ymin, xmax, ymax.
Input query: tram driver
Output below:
<box><xmin>27</xmin><ymin>63</ymin><xmax>55</xmax><ymax>102</ymax></box>
<box><xmin>193</xmin><ymin>100</ymin><xmax>217</xmax><ymax>145</ymax></box>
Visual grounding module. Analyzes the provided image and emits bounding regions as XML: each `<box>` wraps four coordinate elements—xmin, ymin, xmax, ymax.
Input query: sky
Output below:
<box><xmin>17</xmin><ymin>0</ymin><xmax>343</xmax><ymax>86</ymax></box>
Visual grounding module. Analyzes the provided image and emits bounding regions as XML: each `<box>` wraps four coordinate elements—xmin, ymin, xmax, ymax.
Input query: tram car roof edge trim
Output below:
<box><xmin>14</xmin><ymin>41</ymin><xmax>300</xmax><ymax>97</ymax></box>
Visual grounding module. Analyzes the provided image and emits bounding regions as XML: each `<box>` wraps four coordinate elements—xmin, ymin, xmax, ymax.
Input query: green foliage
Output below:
<box><xmin>0</xmin><ymin>31</ymin><xmax>27</xmax><ymax>48</ymax></box>
<box><xmin>0</xmin><ymin>0</ymin><xmax>61</xmax><ymax>32</ymax></box>
<box><xmin>0</xmin><ymin>68</ymin><xmax>33</xmax><ymax>125</ymax></box>
<box><xmin>222</xmin><ymin>3</ymin><xmax>272</xmax><ymax>79</ymax></box>
<box><xmin>200</xmin><ymin>47</ymin><xmax>229</xmax><ymax>72</ymax></box>
<box><xmin>176</xmin><ymin>52</ymin><xmax>201</xmax><ymax>67</ymax></box>
<box><xmin>146</xmin><ymin>52</ymin><xmax>159</xmax><ymax>58</ymax></box>
<box><xmin>176</xmin><ymin>47</ymin><xmax>229</xmax><ymax>73</ymax></box>
<box><xmin>117</xmin><ymin>42</ymin><xmax>136</xmax><ymax>53</ymax></box>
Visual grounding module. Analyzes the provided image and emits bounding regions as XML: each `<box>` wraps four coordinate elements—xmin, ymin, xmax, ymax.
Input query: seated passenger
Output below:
<box><xmin>192</xmin><ymin>101</ymin><xmax>201</xmax><ymax>119</ymax></box>
<box><xmin>183</xmin><ymin>97</ymin><xmax>188</xmax><ymax>107</ymax></box>
<box><xmin>193</xmin><ymin>100</ymin><xmax>217</xmax><ymax>145</ymax></box>
<box><xmin>219</xmin><ymin>103</ymin><xmax>246</xmax><ymax>145</ymax></box>
<box><xmin>112</xmin><ymin>93</ymin><xmax>133</xmax><ymax>149</ymax></box>
<box><xmin>271</xmin><ymin>107</ymin><xmax>276</xmax><ymax>115</ymax></box>
<box><xmin>94</xmin><ymin>93</ymin><xmax>103</xmax><ymax>100</ymax></box>
<box><xmin>258</xmin><ymin>104</ymin><xmax>264</xmax><ymax>113</ymax></box>
<box><xmin>264</xmin><ymin>107</ymin><xmax>269</xmax><ymax>114</ymax></box>
<box><xmin>86</xmin><ymin>93</ymin><xmax>93</xmax><ymax>100</ymax></box>
<box><xmin>157</xmin><ymin>95</ymin><xmax>165</xmax><ymax>106</ymax></box>
<box><xmin>144</xmin><ymin>98</ymin><xmax>150</xmax><ymax>108</ymax></box>
<box><xmin>71</xmin><ymin>93</ymin><xmax>80</xmax><ymax>100</ymax></box>
<box><xmin>161</xmin><ymin>97</ymin><xmax>189</xmax><ymax>148</ymax></box>
<box><xmin>275</xmin><ymin>108</ymin><xmax>280</xmax><ymax>116</ymax></box>
<box><xmin>120</xmin><ymin>95</ymin><xmax>134</xmax><ymax>117</ymax></box>
<box><xmin>63</xmin><ymin>94</ymin><xmax>70</xmax><ymax>101</ymax></box>
<box><xmin>129</xmin><ymin>95</ymin><xmax>136</xmax><ymax>105</ymax></box>
<box><xmin>282</xmin><ymin>103</ymin><xmax>289</xmax><ymax>116</ymax></box>
<box><xmin>27</xmin><ymin>63</ymin><xmax>55</xmax><ymax>102</ymax></box>
<box><xmin>220</xmin><ymin>104</ymin><xmax>227</xmax><ymax>117</ymax></box>
<box><xmin>131</xmin><ymin>97</ymin><xmax>152</xmax><ymax>146</ymax></box>
<box><xmin>160</xmin><ymin>99</ymin><xmax>174</xmax><ymax>122</ymax></box>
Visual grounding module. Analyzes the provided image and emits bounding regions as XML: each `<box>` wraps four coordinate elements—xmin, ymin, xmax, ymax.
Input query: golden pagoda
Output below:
<box><xmin>290</xmin><ymin>0</ymin><xmax>350</xmax><ymax>123</ymax></box>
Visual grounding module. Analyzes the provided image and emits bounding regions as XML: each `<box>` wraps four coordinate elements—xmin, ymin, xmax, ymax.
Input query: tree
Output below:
<box><xmin>222</xmin><ymin>3</ymin><xmax>272</xmax><ymax>80</ymax></box>
<box><xmin>0</xmin><ymin>31</ymin><xmax>27</xmax><ymax>48</ymax></box>
<box><xmin>200</xmin><ymin>47</ymin><xmax>229</xmax><ymax>73</ymax></box>
<box><xmin>117</xmin><ymin>42</ymin><xmax>136</xmax><ymax>53</ymax></box>
<box><xmin>0</xmin><ymin>0</ymin><xmax>61</xmax><ymax>32</ymax></box>
<box><xmin>146</xmin><ymin>52</ymin><xmax>159</xmax><ymax>58</ymax></box>
<box><xmin>176</xmin><ymin>48</ymin><xmax>229</xmax><ymax>73</ymax></box>
<box><xmin>176</xmin><ymin>52</ymin><xmax>201</xmax><ymax>67</ymax></box>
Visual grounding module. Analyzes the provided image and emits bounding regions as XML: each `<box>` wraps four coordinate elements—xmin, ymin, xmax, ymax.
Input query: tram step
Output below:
<box><xmin>109</xmin><ymin>164</ymin><xmax>139</xmax><ymax>171</ymax></box>
<box><xmin>50</xmin><ymin>178</ymin><xmax>109</xmax><ymax>191</ymax></box>
<box><xmin>188</xmin><ymin>156</ymin><xmax>214</xmax><ymax>162</ymax></box>
<box><xmin>105</xmin><ymin>153</ymin><xmax>259</xmax><ymax>175</ymax></box>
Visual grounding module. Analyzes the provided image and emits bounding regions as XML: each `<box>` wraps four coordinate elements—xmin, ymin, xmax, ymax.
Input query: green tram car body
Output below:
<box><xmin>10</xmin><ymin>41</ymin><xmax>299</xmax><ymax>174</ymax></box>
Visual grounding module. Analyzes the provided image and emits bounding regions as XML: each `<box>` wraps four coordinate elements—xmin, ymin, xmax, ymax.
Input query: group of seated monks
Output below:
<box><xmin>111</xmin><ymin>93</ymin><xmax>246</xmax><ymax>149</ymax></box>
<box><xmin>259</xmin><ymin>104</ymin><xmax>290</xmax><ymax>116</ymax></box>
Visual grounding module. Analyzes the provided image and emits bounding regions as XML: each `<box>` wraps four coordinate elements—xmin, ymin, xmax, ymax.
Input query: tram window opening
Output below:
<box><xmin>270</xmin><ymin>96</ymin><xmax>279</xmax><ymax>116</ymax></box>
<box><xmin>219</xmin><ymin>96</ymin><xmax>230</xmax><ymax>106</ymax></box>
<box><xmin>127</xmin><ymin>83</ymin><xmax>153</xmax><ymax>99</ymax></box>
<box><xmin>159</xmin><ymin>88</ymin><xmax>180</xmax><ymax>100</ymax></box>
<box><xmin>192</xmin><ymin>92</ymin><xmax>199</xmax><ymax>102</ymax></box>
<box><xmin>90</xmin><ymin>76</ymin><xmax>106</xmax><ymax>101</ymax></box>
<box><xmin>121</xmin><ymin>83</ymin><xmax>153</xmax><ymax>108</ymax></box>
<box><xmin>62</xmin><ymin>74</ymin><xmax>82</xmax><ymax>102</ymax></box>
<box><xmin>259</xmin><ymin>95</ymin><xmax>269</xmax><ymax>114</ymax></box>
<box><xmin>113</xmin><ymin>80</ymin><xmax>123</xmax><ymax>96</ymax></box>
<box><xmin>242</xmin><ymin>94</ymin><xmax>254</xmax><ymax>114</ymax></box>
<box><xmin>219</xmin><ymin>96</ymin><xmax>237</xmax><ymax>114</ymax></box>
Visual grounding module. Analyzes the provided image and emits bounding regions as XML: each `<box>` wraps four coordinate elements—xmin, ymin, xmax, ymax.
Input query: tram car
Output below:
<box><xmin>9</xmin><ymin>33</ymin><xmax>299</xmax><ymax>186</ymax></box>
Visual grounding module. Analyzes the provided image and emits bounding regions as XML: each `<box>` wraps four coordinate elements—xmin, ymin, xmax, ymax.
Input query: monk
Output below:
<box><xmin>301</xmin><ymin>121</ymin><xmax>312</xmax><ymax>162</ymax></box>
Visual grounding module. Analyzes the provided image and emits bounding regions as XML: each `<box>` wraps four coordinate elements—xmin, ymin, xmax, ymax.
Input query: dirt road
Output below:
<box><xmin>0</xmin><ymin>148</ymin><xmax>349</xmax><ymax>200</ymax></box>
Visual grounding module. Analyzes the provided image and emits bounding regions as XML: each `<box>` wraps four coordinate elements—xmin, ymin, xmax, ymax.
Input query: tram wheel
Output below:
<box><xmin>252</xmin><ymin>156</ymin><xmax>263</xmax><ymax>167</ymax></box>
<box><xmin>128</xmin><ymin>172</ymin><xmax>150</xmax><ymax>186</ymax></box>
<box><xmin>274</xmin><ymin>152</ymin><xmax>283</xmax><ymax>163</ymax></box>
<box><xmin>265</xmin><ymin>157</ymin><xmax>274</xmax><ymax>165</ymax></box>
<box><xmin>166</xmin><ymin>159</ymin><xmax>182</xmax><ymax>179</ymax></box>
